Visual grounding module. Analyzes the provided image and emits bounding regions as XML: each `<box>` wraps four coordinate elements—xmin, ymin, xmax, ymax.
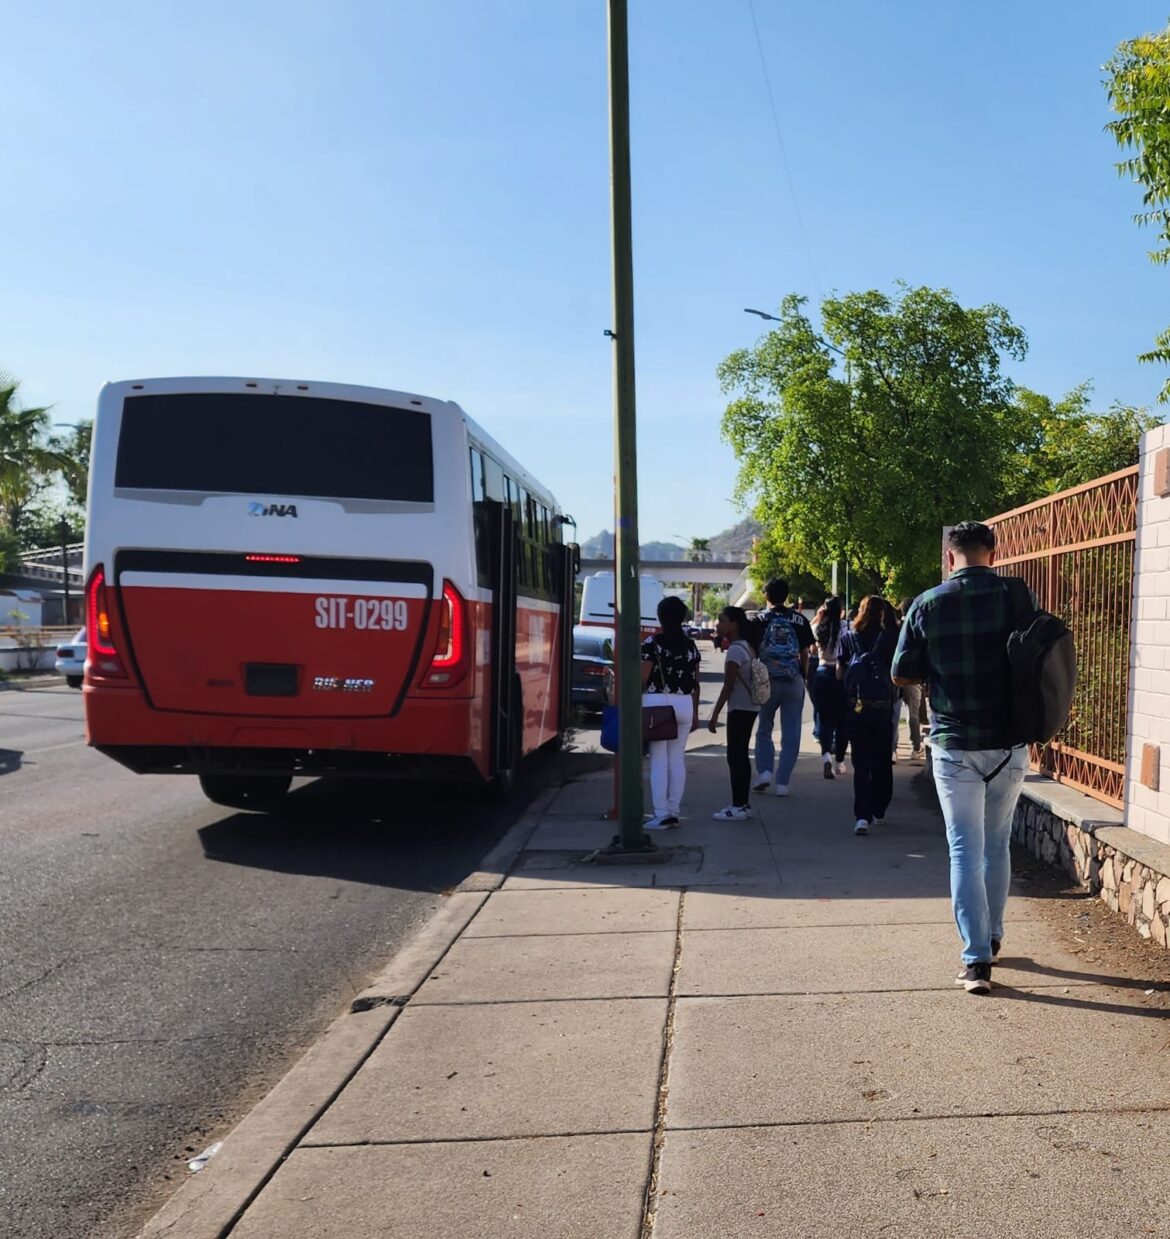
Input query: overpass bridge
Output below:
<box><xmin>577</xmin><ymin>558</ymin><xmax>756</xmax><ymax>607</ymax></box>
<box><xmin>14</xmin><ymin>544</ymin><xmax>85</xmax><ymax>589</ymax></box>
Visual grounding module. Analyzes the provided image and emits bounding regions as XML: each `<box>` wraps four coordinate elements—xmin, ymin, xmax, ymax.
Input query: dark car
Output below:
<box><xmin>571</xmin><ymin>627</ymin><xmax>615</xmax><ymax>713</ymax></box>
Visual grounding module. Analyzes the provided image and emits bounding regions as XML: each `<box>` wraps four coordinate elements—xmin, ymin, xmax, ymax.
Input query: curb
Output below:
<box><xmin>454</xmin><ymin>782</ymin><xmax>563</xmax><ymax>893</ymax></box>
<box><xmin>132</xmin><ymin>782</ymin><xmax>565</xmax><ymax>1238</ymax></box>
<box><xmin>0</xmin><ymin>675</ymin><xmax>69</xmax><ymax>692</ymax></box>
<box><xmin>135</xmin><ymin>891</ymin><xmax>490</xmax><ymax>1239</ymax></box>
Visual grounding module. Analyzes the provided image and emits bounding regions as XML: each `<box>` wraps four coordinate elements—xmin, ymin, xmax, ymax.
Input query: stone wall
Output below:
<box><xmin>1126</xmin><ymin>422</ymin><xmax>1170</xmax><ymax>845</ymax></box>
<box><xmin>1014</xmin><ymin>781</ymin><xmax>1170</xmax><ymax>948</ymax></box>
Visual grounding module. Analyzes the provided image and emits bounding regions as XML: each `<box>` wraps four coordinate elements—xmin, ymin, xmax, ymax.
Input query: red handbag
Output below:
<box><xmin>642</xmin><ymin>644</ymin><xmax>679</xmax><ymax>741</ymax></box>
<box><xmin>642</xmin><ymin>704</ymin><xmax>679</xmax><ymax>742</ymax></box>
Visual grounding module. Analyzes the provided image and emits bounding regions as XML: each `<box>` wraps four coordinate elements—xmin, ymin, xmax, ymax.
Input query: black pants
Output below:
<box><xmin>811</xmin><ymin>668</ymin><xmax>848</xmax><ymax>762</ymax></box>
<box><xmin>849</xmin><ymin>710</ymin><xmax>894</xmax><ymax>822</ymax></box>
<box><xmin>727</xmin><ymin>709</ymin><xmax>757</xmax><ymax>807</ymax></box>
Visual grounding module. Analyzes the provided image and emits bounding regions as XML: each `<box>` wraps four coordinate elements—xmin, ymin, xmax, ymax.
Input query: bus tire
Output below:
<box><xmin>198</xmin><ymin>773</ymin><xmax>292</xmax><ymax>813</ymax></box>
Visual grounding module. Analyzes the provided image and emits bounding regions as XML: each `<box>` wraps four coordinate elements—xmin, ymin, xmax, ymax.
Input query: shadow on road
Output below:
<box><xmin>0</xmin><ymin>748</ymin><xmax>23</xmax><ymax>776</ymax></box>
<box><xmin>196</xmin><ymin>747</ymin><xmax>611</xmax><ymax>889</ymax></box>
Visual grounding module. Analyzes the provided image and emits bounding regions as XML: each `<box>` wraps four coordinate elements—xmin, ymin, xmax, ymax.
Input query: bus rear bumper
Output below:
<box><xmin>84</xmin><ymin>687</ymin><xmax>489</xmax><ymax>780</ymax></box>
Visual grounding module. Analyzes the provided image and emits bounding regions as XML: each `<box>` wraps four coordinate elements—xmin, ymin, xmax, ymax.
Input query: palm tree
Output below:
<box><xmin>689</xmin><ymin>536</ymin><xmax>711</xmax><ymax>562</ymax></box>
<box><xmin>0</xmin><ymin>374</ymin><xmax>69</xmax><ymax>538</ymax></box>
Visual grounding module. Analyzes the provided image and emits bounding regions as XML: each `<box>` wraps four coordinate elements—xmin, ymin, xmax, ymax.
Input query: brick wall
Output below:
<box><xmin>1126</xmin><ymin>422</ymin><xmax>1170</xmax><ymax>845</ymax></box>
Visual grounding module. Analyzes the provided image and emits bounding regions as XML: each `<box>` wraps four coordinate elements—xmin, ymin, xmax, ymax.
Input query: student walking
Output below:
<box><xmin>891</xmin><ymin>597</ymin><xmax>925</xmax><ymax>761</ymax></box>
<box><xmin>752</xmin><ymin>579</ymin><xmax>814</xmax><ymax>797</ymax></box>
<box><xmin>708</xmin><ymin>606</ymin><xmax>762</xmax><ymax>820</ymax></box>
<box><xmin>640</xmin><ymin>596</ymin><xmax>702</xmax><ymax>829</ymax></box>
<box><xmin>892</xmin><ymin>521</ymin><xmax>1033</xmax><ymax>996</ymax></box>
<box><xmin>810</xmin><ymin>595</ymin><xmax>848</xmax><ymax>778</ymax></box>
<box><xmin>837</xmin><ymin>596</ymin><xmax>898</xmax><ymax>836</ymax></box>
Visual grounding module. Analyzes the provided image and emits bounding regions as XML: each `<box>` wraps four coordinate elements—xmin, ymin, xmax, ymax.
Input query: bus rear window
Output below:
<box><xmin>114</xmin><ymin>393</ymin><xmax>434</xmax><ymax>503</ymax></box>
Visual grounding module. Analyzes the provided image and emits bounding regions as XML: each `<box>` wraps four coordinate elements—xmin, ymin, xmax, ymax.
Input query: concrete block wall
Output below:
<box><xmin>1125</xmin><ymin>422</ymin><xmax>1170</xmax><ymax>845</ymax></box>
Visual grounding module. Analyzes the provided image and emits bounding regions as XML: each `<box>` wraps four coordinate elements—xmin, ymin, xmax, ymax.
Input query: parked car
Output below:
<box><xmin>571</xmin><ymin>627</ymin><xmax>615</xmax><ymax>714</ymax></box>
<box><xmin>55</xmin><ymin>628</ymin><xmax>87</xmax><ymax>688</ymax></box>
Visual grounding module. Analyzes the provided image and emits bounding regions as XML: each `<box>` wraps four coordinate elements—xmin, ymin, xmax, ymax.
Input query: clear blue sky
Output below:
<box><xmin>4</xmin><ymin>1</ymin><xmax>1167</xmax><ymax>545</ymax></box>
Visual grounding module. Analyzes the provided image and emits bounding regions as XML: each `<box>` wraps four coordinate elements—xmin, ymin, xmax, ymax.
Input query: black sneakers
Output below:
<box><xmin>991</xmin><ymin>937</ymin><xmax>1002</xmax><ymax>962</ymax></box>
<box><xmin>955</xmin><ymin>962</ymin><xmax>992</xmax><ymax>995</ymax></box>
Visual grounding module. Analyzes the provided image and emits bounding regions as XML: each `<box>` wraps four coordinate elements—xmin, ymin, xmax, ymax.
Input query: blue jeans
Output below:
<box><xmin>932</xmin><ymin>746</ymin><xmax>1030</xmax><ymax>965</ymax></box>
<box><xmin>754</xmin><ymin>674</ymin><xmax>806</xmax><ymax>787</ymax></box>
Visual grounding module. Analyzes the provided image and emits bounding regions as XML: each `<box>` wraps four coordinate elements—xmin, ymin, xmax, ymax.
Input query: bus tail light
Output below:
<box><xmin>86</xmin><ymin>566</ymin><xmax>127</xmax><ymax>679</ymax></box>
<box><xmin>423</xmin><ymin>581</ymin><xmax>469</xmax><ymax>688</ymax></box>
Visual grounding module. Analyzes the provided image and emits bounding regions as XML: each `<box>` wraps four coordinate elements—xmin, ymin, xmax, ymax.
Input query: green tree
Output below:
<box><xmin>688</xmin><ymin>536</ymin><xmax>711</xmax><ymax>561</ymax></box>
<box><xmin>699</xmin><ymin>584</ymin><xmax>728</xmax><ymax>619</ymax></box>
<box><xmin>0</xmin><ymin>375</ymin><xmax>68</xmax><ymax>540</ymax></box>
<box><xmin>748</xmin><ymin>525</ymin><xmax>827</xmax><ymax>604</ymax></box>
<box><xmin>1005</xmin><ymin>384</ymin><xmax>1161</xmax><ymax>503</ymax></box>
<box><xmin>1105</xmin><ymin>24</ymin><xmax>1170</xmax><ymax>400</ymax></box>
<box><xmin>50</xmin><ymin>419</ymin><xmax>93</xmax><ymax>509</ymax></box>
<box><xmin>719</xmin><ymin>285</ymin><xmax>1029</xmax><ymax>599</ymax></box>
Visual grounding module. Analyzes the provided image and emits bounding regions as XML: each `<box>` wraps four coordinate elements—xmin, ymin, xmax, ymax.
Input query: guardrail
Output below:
<box><xmin>985</xmin><ymin>466</ymin><xmax>1138</xmax><ymax>808</ymax></box>
<box><xmin>19</xmin><ymin>543</ymin><xmax>84</xmax><ymax>562</ymax></box>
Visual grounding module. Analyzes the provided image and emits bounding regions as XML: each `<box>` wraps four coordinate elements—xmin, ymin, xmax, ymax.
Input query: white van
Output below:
<box><xmin>579</xmin><ymin>571</ymin><xmax>666</xmax><ymax>637</ymax></box>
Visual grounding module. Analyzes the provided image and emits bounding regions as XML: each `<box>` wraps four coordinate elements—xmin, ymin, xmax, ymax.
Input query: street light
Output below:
<box><xmin>744</xmin><ymin>308</ymin><xmax>782</xmax><ymax>322</ymax></box>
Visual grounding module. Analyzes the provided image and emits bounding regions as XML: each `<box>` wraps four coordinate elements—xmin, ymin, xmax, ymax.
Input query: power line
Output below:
<box><xmin>744</xmin><ymin>0</ymin><xmax>818</xmax><ymax>299</ymax></box>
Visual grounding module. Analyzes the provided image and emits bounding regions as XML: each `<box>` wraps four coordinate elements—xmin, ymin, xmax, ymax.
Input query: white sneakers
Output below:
<box><xmin>835</xmin><ymin>762</ymin><xmax>848</xmax><ymax>776</ymax></box>
<box><xmin>753</xmin><ymin>770</ymin><xmax>789</xmax><ymax>796</ymax></box>
<box><xmin>713</xmin><ymin>805</ymin><xmax>750</xmax><ymax>821</ymax></box>
<box><xmin>854</xmin><ymin>819</ymin><xmax>869</xmax><ymax>835</ymax></box>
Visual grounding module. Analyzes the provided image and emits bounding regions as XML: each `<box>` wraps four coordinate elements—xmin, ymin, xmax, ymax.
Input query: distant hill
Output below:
<box><xmin>580</xmin><ymin>518</ymin><xmax>760</xmax><ymax>562</ymax></box>
<box><xmin>708</xmin><ymin>518</ymin><xmax>761</xmax><ymax>559</ymax></box>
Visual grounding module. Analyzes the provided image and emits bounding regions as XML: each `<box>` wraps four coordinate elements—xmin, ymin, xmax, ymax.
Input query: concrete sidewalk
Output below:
<box><xmin>144</xmin><ymin>715</ymin><xmax>1170</xmax><ymax>1238</ymax></box>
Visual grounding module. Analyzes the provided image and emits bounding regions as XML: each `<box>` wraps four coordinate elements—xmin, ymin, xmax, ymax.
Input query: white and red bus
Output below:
<box><xmin>83</xmin><ymin>376</ymin><xmax>577</xmax><ymax>810</ymax></box>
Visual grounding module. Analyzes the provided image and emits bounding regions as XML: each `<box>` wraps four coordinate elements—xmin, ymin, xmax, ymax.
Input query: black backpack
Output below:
<box><xmin>1003</xmin><ymin>577</ymin><xmax>1076</xmax><ymax>746</ymax></box>
<box><xmin>843</xmin><ymin>629</ymin><xmax>895</xmax><ymax>719</ymax></box>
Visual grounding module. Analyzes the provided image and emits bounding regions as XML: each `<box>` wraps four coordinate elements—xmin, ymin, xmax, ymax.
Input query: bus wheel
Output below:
<box><xmin>198</xmin><ymin>773</ymin><xmax>292</xmax><ymax>813</ymax></box>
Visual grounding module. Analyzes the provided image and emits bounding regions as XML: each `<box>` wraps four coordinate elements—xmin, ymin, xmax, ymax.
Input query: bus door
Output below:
<box><xmin>487</xmin><ymin>504</ymin><xmax>519</xmax><ymax>777</ymax></box>
<box><xmin>556</xmin><ymin>541</ymin><xmax>579</xmax><ymax>733</ymax></box>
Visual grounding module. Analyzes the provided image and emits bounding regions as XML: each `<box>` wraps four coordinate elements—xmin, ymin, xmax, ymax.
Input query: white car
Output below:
<box><xmin>55</xmin><ymin>628</ymin><xmax>87</xmax><ymax>688</ymax></box>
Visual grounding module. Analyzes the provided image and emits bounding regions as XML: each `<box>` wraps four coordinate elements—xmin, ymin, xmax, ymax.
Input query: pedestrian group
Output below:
<box><xmin>639</xmin><ymin>522</ymin><xmax>1036</xmax><ymax>996</ymax></box>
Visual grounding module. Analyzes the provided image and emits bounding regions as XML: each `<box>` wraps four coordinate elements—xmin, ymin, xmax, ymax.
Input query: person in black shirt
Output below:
<box><xmin>837</xmin><ymin>596</ymin><xmax>898</xmax><ymax>835</ymax></box>
<box><xmin>811</xmin><ymin>595</ymin><xmax>849</xmax><ymax>777</ymax></box>
<box><xmin>640</xmin><ymin>595</ymin><xmax>701</xmax><ymax>829</ymax></box>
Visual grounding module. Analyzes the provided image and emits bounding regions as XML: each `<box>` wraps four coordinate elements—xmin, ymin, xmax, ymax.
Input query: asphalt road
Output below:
<box><xmin>0</xmin><ymin>684</ymin><xmax>574</xmax><ymax>1239</ymax></box>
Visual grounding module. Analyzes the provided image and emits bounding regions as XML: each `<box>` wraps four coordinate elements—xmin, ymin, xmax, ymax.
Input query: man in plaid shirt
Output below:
<box><xmin>892</xmin><ymin>521</ymin><xmax>1031</xmax><ymax>995</ymax></box>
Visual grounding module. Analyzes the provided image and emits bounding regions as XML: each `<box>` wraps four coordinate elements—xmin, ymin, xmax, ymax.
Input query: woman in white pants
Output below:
<box><xmin>640</xmin><ymin>595</ymin><xmax>702</xmax><ymax>829</ymax></box>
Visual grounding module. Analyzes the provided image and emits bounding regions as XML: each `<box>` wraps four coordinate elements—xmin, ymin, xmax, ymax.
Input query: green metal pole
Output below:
<box><xmin>607</xmin><ymin>0</ymin><xmax>646</xmax><ymax>850</ymax></box>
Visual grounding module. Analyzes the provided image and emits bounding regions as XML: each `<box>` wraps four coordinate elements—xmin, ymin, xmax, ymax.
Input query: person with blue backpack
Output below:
<box><xmin>836</xmin><ymin>595</ymin><xmax>899</xmax><ymax>836</ymax></box>
<box><xmin>752</xmin><ymin>578</ymin><xmax>815</xmax><ymax>797</ymax></box>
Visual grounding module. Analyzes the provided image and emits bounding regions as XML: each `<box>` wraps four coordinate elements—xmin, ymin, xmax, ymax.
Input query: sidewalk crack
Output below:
<box><xmin>640</xmin><ymin>888</ymin><xmax>685</xmax><ymax>1238</ymax></box>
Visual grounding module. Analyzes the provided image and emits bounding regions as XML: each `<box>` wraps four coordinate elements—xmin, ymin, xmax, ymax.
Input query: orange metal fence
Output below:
<box><xmin>985</xmin><ymin>466</ymin><xmax>1138</xmax><ymax>809</ymax></box>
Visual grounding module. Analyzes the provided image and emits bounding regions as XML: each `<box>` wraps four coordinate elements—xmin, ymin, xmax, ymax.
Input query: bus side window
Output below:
<box><xmin>469</xmin><ymin>446</ymin><xmax>491</xmax><ymax>589</ymax></box>
<box><xmin>484</xmin><ymin>456</ymin><xmax>504</xmax><ymax>502</ymax></box>
<box><xmin>469</xmin><ymin>447</ymin><xmax>486</xmax><ymax>502</ymax></box>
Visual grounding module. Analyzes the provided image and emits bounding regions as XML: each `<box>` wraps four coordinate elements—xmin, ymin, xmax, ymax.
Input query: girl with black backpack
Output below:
<box><xmin>836</xmin><ymin>596</ymin><xmax>898</xmax><ymax>835</ymax></box>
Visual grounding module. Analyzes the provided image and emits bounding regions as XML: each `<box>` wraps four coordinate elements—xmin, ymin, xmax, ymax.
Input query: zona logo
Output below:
<box><xmin>247</xmin><ymin>501</ymin><xmax>299</xmax><ymax>518</ymax></box>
